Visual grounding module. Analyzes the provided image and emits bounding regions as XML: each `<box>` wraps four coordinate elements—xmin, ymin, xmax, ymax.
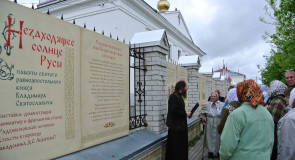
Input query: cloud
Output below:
<box><xmin>194</xmin><ymin>0</ymin><xmax>273</xmax><ymax>55</ymax></box>
<box><xmin>146</xmin><ymin>0</ymin><xmax>275</xmax><ymax>84</ymax></box>
<box><xmin>175</xmin><ymin>1</ymin><xmax>218</xmax><ymax>26</ymax></box>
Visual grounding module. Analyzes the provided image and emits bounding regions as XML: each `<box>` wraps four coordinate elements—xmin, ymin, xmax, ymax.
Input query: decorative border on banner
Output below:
<box><xmin>0</xmin><ymin>14</ymin><xmax>16</xmax><ymax>81</ymax></box>
<box><xmin>64</xmin><ymin>47</ymin><xmax>75</xmax><ymax>139</ymax></box>
<box><xmin>0</xmin><ymin>58</ymin><xmax>14</xmax><ymax>81</ymax></box>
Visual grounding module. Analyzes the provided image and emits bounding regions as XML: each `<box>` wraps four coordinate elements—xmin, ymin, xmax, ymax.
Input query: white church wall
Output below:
<box><xmin>37</xmin><ymin>0</ymin><xmax>205</xmax><ymax>63</ymax></box>
<box><xmin>159</xmin><ymin>12</ymin><xmax>191</xmax><ymax>40</ymax></box>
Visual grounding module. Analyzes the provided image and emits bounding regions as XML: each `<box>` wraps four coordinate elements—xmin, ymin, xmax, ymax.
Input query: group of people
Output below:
<box><xmin>165</xmin><ymin>69</ymin><xmax>295</xmax><ymax>160</ymax></box>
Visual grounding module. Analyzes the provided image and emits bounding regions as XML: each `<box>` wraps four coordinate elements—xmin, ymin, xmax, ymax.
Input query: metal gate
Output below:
<box><xmin>129</xmin><ymin>45</ymin><xmax>147</xmax><ymax>130</ymax></box>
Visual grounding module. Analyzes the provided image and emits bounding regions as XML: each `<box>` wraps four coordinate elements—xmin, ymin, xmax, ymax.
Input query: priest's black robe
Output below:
<box><xmin>165</xmin><ymin>91</ymin><xmax>188</xmax><ymax>160</ymax></box>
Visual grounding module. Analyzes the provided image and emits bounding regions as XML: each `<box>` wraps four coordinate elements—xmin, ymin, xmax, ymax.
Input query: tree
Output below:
<box><xmin>259</xmin><ymin>0</ymin><xmax>295</xmax><ymax>85</ymax></box>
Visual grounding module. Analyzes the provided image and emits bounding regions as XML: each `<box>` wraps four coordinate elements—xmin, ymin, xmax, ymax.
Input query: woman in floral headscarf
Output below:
<box><xmin>220</xmin><ymin>79</ymin><xmax>274</xmax><ymax>160</ymax></box>
<box><xmin>217</xmin><ymin>88</ymin><xmax>241</xmax><ymax>134</ymax></box>
<box><xmin>265</xmin><ymin>80</ymin><xmax>288</xmax><ymax>160</ymax></box>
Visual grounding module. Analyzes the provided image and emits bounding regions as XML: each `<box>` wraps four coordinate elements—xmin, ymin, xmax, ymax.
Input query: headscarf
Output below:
<box><xmin>210</xmin><ymin>102</ymin><xmax>221</xmax><ymax>116</ymax></box>
<box><xmin>236</xmin><ymin>79</ymin><xmax>264</xmax><ymax>109</ymax></box>
<box><xmin>210</xmin><ymin>92</ymin><xmax>219</xmax><ymax>102</ymax></box>
<box><xmin>227</xmin><ymin>88</ymin><xmax>238</xmax><ymax>103</ymax></box>
<box><xmin>210</xmin><ymin>92</ymin><xmax>221</xmax><ymax>116</ymax></box>
<box><xmin>268</xmin><ymin>80</ymin><xmax>288</xmax><ymax>98</ymax></box>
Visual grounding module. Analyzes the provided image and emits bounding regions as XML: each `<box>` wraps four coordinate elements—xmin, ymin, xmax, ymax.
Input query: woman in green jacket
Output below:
<box><xmin>219</xmin><ymin>79</ymin><xmax>274</xmax><ymax>160</ymax></box>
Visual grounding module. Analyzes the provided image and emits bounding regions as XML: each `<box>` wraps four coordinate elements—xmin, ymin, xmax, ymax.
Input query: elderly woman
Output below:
<box><xmin>217</xmin><ymin>88</ymin><xmax>241</xmax><ymax>134</ymax></box>
<box><xmin>265</xmin><ymin>80</ymin><xmax>288</xmax><ymax>160</ymax></box>
<box><xmin>201</xmin><ymin>92</ymin><xmax>224</xmax><ymax>158</ymax></box>
<box><xmin>220</xmin><ymin>79</ymin><xmax>274</xmax><ymax>160</ymax></box>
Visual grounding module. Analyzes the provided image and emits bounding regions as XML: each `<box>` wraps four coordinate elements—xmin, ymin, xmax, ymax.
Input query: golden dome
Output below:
<box><xmin>157</xmin><ymin>0</ymin><xmax>170</xmax><ymax>12</ymax></box>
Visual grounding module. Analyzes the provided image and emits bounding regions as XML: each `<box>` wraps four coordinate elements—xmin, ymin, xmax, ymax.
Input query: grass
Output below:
<box><xmin>188</xmin><ymin>131</ymin><xmax>203</xmax><ymax>147</ymax></box>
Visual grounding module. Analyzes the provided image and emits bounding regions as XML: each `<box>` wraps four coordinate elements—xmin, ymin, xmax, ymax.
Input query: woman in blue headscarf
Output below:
<box><xmin>217</xmin><ymin>88</ymin><xmax>240</xmax><ymax>134</ymax></box>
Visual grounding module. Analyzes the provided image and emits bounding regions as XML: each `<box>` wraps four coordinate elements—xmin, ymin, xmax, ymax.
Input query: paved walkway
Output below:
<box><xmin>188</xmin><ymin>135</ymin><xmax>219</xmax><ymax>160</ymax></box>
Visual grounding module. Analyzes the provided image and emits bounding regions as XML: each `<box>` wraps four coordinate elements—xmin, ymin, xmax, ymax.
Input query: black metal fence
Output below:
<box><xmin>129</xmin><ymin>45</ymin><xmax>147</xmax><ymax>130</ymax></box>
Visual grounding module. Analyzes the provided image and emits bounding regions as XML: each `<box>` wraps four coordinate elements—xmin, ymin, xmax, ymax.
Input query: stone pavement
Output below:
<box><xmin>188</xmin><ymin>135</ymin><xmax>220</xmax><ymax>160</ymax></box>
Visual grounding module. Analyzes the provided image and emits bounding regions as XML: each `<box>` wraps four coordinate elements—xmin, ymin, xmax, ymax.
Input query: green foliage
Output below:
<box><xmin>188</xmin><ymin>135</ymin><xmax>201</xmax><ymax>147</ymax></box>
<box><xmin>188</xmin><ymin>131</ymin><xmax>203</xmax><ymax>147</ymax></box>
<box><xmin>260</xmin><ymin>0</ymin><xmax>295</xmax><ymax>85</ymax></box>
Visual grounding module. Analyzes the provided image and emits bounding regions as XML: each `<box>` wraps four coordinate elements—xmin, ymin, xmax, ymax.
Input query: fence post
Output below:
<box><xmin>131</xmin><ymin>45</ymin><xmax>168</xmax><ymax>133</ymax></box>
<box><xmin>143</xmin><ymin>45</ymin><xmax>168</xmax><ymax>133</ymax></box>
<box><xmin>130</xmin><ymin>30</ymin><xmax>170</xmax><ymax>134</ymax></box>
<box><xmin>183</xmin><ymin>65</ymin><xmax>200</xmax><ymax>110</ymax></box>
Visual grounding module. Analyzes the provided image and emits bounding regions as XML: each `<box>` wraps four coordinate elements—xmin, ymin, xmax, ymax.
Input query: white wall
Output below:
<box><xmin>37</xmin><ymin>0</ymin><xmax>204</xmax><ymax>63</ymax></box>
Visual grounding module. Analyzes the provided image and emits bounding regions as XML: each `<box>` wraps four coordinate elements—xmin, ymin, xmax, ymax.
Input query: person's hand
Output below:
<box><xmin>186</xmin><ymin>112</ymin><xmax>192</xmax><ymax>118</ymax></box>
<box><xmin>202</xmin><ymin>118</ymin><xmax>207</xmax><ymax>124</ymax></box>
<box><xmin>198</xmin><ymin>113</ymin><xmax>202</xmax><ymax>118</ymax></box>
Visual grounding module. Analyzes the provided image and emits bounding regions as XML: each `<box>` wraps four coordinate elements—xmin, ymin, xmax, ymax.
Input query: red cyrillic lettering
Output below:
<box><xmin>41</xmin><ymin>55</ymin><xmax>46</xmax><ymax>66</ymax></box>
<box><xmin>6</xmin><ymin>16</ymin><xmax>24</xmax><ymax>49</ymax></box>
<box><xmin>32</xmin><ymin>44</ymin><xmax>36</xmax><ymax>51</ymax></box>
<box><xmin>37</xmin><ymin>45</ymin><xmax>42</xmax><ymax>52</ymax></box>
<box><xmin>35</xmin><ymin>31</ymin><xmax>40</xmax><ymax>38</ymax></box>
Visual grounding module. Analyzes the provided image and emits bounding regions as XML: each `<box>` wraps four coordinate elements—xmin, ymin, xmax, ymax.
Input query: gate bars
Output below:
<box><xmin>129</xmin><ymin>45</ymin><xmax>147</xmax><ymax>130</ymax></box>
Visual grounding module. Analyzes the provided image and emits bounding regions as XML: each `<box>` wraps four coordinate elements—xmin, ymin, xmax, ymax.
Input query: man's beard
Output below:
<box><xmin>182</xmin><ymin>90</ymin><xmax>187</xmax><ymax>98</ymax></box>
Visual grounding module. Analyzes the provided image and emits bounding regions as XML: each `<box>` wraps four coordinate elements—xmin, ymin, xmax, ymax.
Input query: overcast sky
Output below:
<box><xmin>16</xmin><ymin>0</ymin><xmax>275</xmax><ymax>84</ymax></box>
<box><xmin>145</xmin><ymin>0</ymin><xmax>275</xmax><ymax>84</ymax></box>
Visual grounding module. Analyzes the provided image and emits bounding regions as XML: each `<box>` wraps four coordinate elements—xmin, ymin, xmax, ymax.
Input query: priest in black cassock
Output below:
<box><xmin>165</xmin><ymin>80</ymin><xmax>191</xmax><ymax>160</ymax></box>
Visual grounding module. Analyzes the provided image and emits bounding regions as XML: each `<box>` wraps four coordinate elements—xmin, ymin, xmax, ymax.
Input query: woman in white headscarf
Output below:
<box><xmin>217</xmin><ymin>88</ymin><xmax>241</xmax><ymax>134</ymax></box>
<box><xmin>264</xmin><ymin>80</ymin><xmax>288</xmax><ymax>160</ymax></box>
<box><xmin>201</xmin><ymin>92</ymin><xmax>224</xmax><ymax>158</ymax></box>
